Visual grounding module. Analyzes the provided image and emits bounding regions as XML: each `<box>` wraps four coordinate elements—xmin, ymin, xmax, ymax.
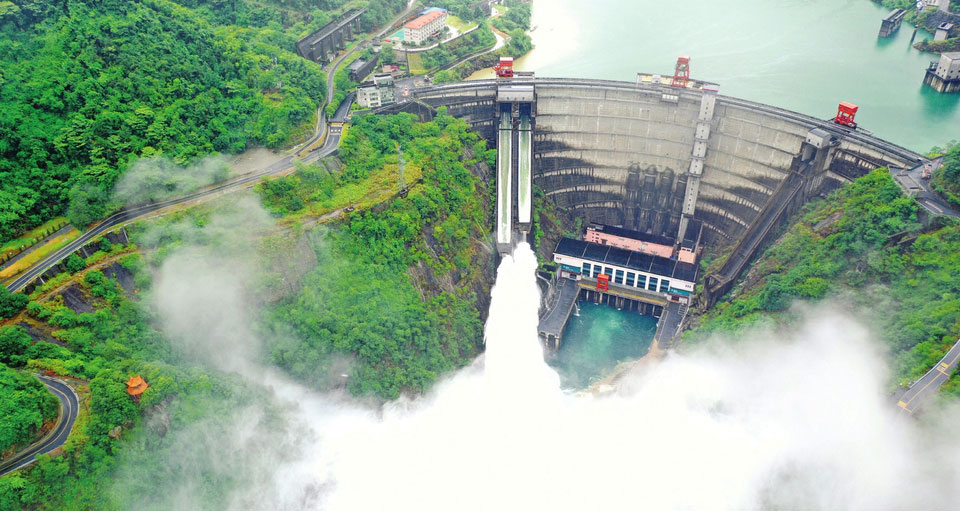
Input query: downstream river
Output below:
<box><xmin>550</xmin><ymin>302</ymin><xmax>657</xmax><ymax>388</ymax></box>
<box><xmin>473</xmin><ymin>0</ymin><xmax>959</xmax><ymax>152</ymax></box>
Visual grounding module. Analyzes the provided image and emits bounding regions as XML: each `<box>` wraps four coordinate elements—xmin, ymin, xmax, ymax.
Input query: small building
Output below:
<box><xmin>924</xmin><ymin>52</ymin><xmax>960</xmax><ymax>93</ymax></box>
<box><xmin>677</xmin><ymin>220</ymin><xmax>705</xmax><ymax>264</ymax></box>
<box><xmin>934</xmin><ymin>22</ymin><xmax>954</xmax><ymax>41</ymax></box>
<box><xmin>126</xmin><ymin>375</ymin><xmax>148</xmax><ymax>399</ymax></box>
<box><xmin>403</xmin><ymin>9</ymin><xmax>448</xmax><ymax>45</ymax></box>
<box><xmin>879</xmin><ymin>8</ymin><xmax>906</xmax><ymax>38</ymax></box>
<box><xmin>552</xmin><ymin>238</ymin><xmax>698</xmax><ymax>304</ymax></box>
<box><xmin>585</xmin><ymin>224</ymin><xmax>675</xmax><ymax>259</ymax></box>
<box><xmin>583</xmin><ymin>221</ymin><xmax>704</xmax><ymax>264</ymax></box>
<box><xmin>357</xmin><ymin>85</ymin><xmax>383</xmax><ymax>108</ymax></box>
<box><xmin>348</xmin><ymin>56</ymin><xmax>379</xmax><ymax>83</ymax></box>
<box><xmin>356</xmin><ymin>73</ymin><xmax>397</xmax><ymax>108</ymax></box>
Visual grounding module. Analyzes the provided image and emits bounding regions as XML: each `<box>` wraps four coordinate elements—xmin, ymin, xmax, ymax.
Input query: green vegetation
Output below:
<box><xmin>418</xmin><ymin>23</ymin><xmax>497</xmax><ymax>71</ymax></box>
<box><xmin>0</xmin><ymin>360</ymin><xmax>58</xmax><ymax>455</ymax></box>
<box><xmin>432</xmin><ymin>0</ymin><xmax>493</xmax><ymax>22</ymax></box>
<box><xmin>914</xmin><ymin>37</ymin><xmax>960</xmax><ymax>53</ymax></box>
<box><xmin>931</xmin><ymin>142</ymin><xmax>960</xmax><ymax>207</ymax></box>
<box><xmin>0</xmin><ymin>243</ymin><xmax>267</xmax><ymax>509</ymax></box>
<box><xmin>1</xmin><ymin>218</ymin><xmax>69</xmax><ymax>263</ymax></box>
<box><xmin>327</xmin><ymin>66</ymin><xmax>359</xmax><ymax>118</ymax></box>
<box><xmin>687</xmin><ymin>169</ymin><xmax>960</xmax><ymax>386</ymax></box>
<box><xmin>0</xmin><ymin>0</ymin><xmax>327</xmax><ymax>241</ymax></box>
<box><xmin>0</xmin><ymin>286</ymin><xmax>29</xmax><ymax>321</ymax></box>
<box><xmin>260</xmin><ymin>111</ymin><xmax>491</xmax><ymax>399</ymax></box>
<box><xmin>431</xmin><ymin>0</ymin><xmax>534</xmax><ymax>81</ymax></box>
<box><xmin>0</xmin><ymin>228</ymin><xmax>82</xmax><ymax>282</ymax></box>
<box><xmin>492</xmin><ymin>0</ymin><xmax>533</xmax><ymax>56</ymax></box>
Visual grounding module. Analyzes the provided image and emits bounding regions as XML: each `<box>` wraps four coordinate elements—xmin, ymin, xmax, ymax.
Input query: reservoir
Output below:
<box><xmin>473</xmin><ymin>0</ymin><xmax>959</xmax><ymax>152</ymax></box>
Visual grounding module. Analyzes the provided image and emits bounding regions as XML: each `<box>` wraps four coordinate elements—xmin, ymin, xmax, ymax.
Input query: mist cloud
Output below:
<box><xmin>129</xmin><ymin>202</ymin><xmax>960</xmax><ymax>510</ymax></box>
<box><xmin>113</xmin><ymin>156</ymin><xmax>230</xmax><ymax>205</ymax></box>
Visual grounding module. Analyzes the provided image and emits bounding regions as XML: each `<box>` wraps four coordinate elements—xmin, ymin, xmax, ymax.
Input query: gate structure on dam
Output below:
<box><xmin>495</xmin><ymin>80</ymin><xmax>536</xmax><ymax>255</ymax></box>
<box><xmin>370</xmin><ymin>75</ymin><xmax>928</xmax><ymax>343</ymax></box>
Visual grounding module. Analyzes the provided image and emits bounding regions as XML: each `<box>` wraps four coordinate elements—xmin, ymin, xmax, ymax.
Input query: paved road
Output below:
<box><xmin>890</xmin><ymin>158</ymin><xmax>960</xmax><ymax>220</ymax></box>
<box><xmin>0</xmin><ymin>225</ymin><xmax>72</xmax><ymax>273</ymax></box>
<box><xmin>4</xmin><ymin>132</ymin><xmax>340</xmax><ymax>294</ymax></box>
<box><xmin>0</xmin><ymin>376</ymin><xmax>79</xmax><ymax>476</ymax></box>
<box><xmin>897</xmin><ymin>338</ymin><xmax>960</xmax><ymax>415</ymax></box>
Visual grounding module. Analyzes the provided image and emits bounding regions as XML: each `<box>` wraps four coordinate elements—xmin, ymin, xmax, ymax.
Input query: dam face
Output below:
<box><xmin>381</xmin><ymin>78</ymin><xmax>923</xmax><ymax>247</ymax></box>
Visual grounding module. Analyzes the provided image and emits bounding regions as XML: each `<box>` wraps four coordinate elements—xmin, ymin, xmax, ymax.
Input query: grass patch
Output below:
<box><xmin>280</xmin><ymin>158</ymin><xmax>423</xmax><ymax>224</ymax></box>
<box><xmin>1</xmin><ymin>218</ymin><xmax>70</xmax><ymax>259</ymax></box>
<box><xmin>407</xmin><ymin>52</ymin><xmax>427</xmax><ymax>75</ymax></box>
<box><xmin>446</xmin><ymin>15</ymin><xmax>477</xmax><ymax>32</ymax></box>
<box><xmin>0</xmin><ymin>228</ymin><xmax>81</xmax><ymax>281</ymax></box>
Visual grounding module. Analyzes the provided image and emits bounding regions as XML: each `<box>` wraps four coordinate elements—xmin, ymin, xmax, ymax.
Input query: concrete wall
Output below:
<box><xmin>398</xmin><ymin>79</ymin><xmax>923</xmax><ymax>247</ymax></box>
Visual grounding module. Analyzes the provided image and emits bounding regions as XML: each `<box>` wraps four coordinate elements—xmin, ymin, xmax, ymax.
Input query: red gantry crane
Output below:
<box><xmin>671</xmin><ymin>55</ymin><xmax>691</xmax><ymax>88</ymax></box>
<box><xmin>494</xmin><ymin>56</ymin><xmax>514</xmax><ymax>78</ymax></box>
<box><xmin>833</xmin><ymin>102</ymin><xmax>859</xmax><ymax>128</ymax></box>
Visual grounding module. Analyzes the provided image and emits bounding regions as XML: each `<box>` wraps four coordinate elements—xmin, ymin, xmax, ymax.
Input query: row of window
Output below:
<box><xmin>581</xmin><ymin>262</ymin><xmax>670</xmax><ymax>293</ymax></box>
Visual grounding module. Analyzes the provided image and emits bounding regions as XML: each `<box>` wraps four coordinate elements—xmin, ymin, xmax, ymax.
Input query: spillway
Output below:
<box><xmin>496</xmin><ymin>110</ymin><xmax>513</xmax><ymax>252</ymax></box>
<box><xmin>517</xmin><ymin>114</ymin><xmax>533</xmax><ymax>226</ymax></box>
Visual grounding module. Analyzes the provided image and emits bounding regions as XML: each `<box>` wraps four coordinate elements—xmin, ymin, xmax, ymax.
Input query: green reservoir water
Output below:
<box><xmin>479</xmin><ymin>0</ymin><xmax>960</xmax><ymax>152</ymax></box>
<box><xmin>550</xmin><ymin>302</ymin><xmax>658</xmax><ymax>389</ymax></box>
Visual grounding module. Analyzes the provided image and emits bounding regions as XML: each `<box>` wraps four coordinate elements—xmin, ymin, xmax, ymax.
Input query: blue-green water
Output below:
<box><xmin>483</xmin><ymin>0</ymin><xmax>960</xmax><ymax>152</ymax></box>
<box><xmin>550</xmin><ymin>302</ymin><xmax>658</xmax><ymax>389</ymax></box>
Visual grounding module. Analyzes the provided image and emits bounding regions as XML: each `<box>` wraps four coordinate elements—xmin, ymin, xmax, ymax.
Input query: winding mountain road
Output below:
<box><xmin>4</xmin><ymin>131</ymin><xmax>341</xmax><ymax>294</ymax></box>
<box><xmin>898</xmin><ymin>339</ymin><xmax>960</xmax><ymax>415</ymax></box>
<box><xmin>0</xmin><ymin>376</ymin><xmax>79</xmax><ymax>477</ymax></box>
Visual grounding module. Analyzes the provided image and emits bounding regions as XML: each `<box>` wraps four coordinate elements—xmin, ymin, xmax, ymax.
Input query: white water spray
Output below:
<box><xmin>314</xmin><ymin>243</ymin><xmax>960</xmax><ymax>510</ymax></box>
<box><xmin>143</xmin><ymin>236</ymin><xmax>960</xmax><ymax>510</ymax></box>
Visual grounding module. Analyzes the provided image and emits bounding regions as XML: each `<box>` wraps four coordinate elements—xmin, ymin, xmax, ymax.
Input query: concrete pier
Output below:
<box><xmin>879</xmin><ymin>9</ymin><xmax>906</xmax><ymax>38</ymax></box>
<box><xmin>296</xmin><ymin>8</ymin><xmax>366</xmax><ymax>64</ymax></box>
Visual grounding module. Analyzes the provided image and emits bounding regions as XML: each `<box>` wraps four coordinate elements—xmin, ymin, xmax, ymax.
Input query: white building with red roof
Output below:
<box><xmin>403</xmin><ymin>8</ymin><xmax>448</xmax><ymax>45</ymax></box>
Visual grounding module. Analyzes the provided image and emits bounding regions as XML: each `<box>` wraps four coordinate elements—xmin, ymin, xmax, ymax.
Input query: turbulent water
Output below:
<box><xmin>473</xmin><ymin>0</ymin><xmax>960</xmax><ymax>151</ymax></box>
<box><xmin>141</xmin><ymin>232</ymin><xmax>960</xmax><ymax>509</ymax></box>
<box><xmin>552</xmin><ymin>302</ymin><xmax>657</xmax><ymax>388</ymax></box>
<box><xmin>308</xmin><ymin>244</ymin><xmax>960</xmax><ymax>509</ymax></box>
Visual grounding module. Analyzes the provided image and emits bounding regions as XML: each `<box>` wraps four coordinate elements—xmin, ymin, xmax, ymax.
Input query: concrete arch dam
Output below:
<box><xmin>379</xmin><ymin>77</ymin><xmax>926</xmax><ymax>307</ymax></box>
<box><xmin>385</xmin><ymin>77</ymin><xmax>923</xmax><ymax>245</ymax></box>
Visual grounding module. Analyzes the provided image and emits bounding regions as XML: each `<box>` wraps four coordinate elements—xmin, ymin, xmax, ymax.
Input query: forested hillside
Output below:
<box><xmin>0</xmin><ymin>0</ymin><xmax>328</xmax><ymax>240</ymax></box>
<box><xmin>931</xmin><ymin>142</ymin><xmax>960</xmax><ymax>207</ymax></box>
<box><xmin>686</xmin><ymin>169</ymin><xmax>960</xmax><ymax>392</ymax></box>
<box><xmin>259</xmin><ymin>112</ymin><xmax>493</xmax><ymax>398</ymax></box>
<box><xmin>0</xmin><ymin>0</ymin><xmax>407</xmax><ymax>245</ymax></box>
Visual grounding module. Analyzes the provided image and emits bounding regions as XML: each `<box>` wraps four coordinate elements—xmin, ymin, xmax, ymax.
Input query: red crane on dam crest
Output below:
<box><xmin>672</xmin><ymin>55</ymin><xmax>691</xmax><ymax>88</ymax></box>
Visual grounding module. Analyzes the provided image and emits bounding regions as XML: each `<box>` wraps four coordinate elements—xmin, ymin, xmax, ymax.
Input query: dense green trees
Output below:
<box><xmin>0</xmin><ymin>364</ymin><xmax>58</xmax><ymax>456</ymax></box>
<box><xmin>0</xmin><ymin>286</ymin><xmax>29</xmax><ymax>320</ymax></box>
<box><xmin>689</xmin><ymin>169</ymin><xmax>960</xmax><ymax>385</ymax></box>
<box><xmin>0</xmin><ymin>0</ymin><xmax>326</xmax><ymax>240</ymax></box>
<box><xmin>261</xmin><ymin>112</ymin><xmax>490</xmax><ymax>398</ymax></box>
<box><xmin>431</xmin><ymin>0</ymin><xmax>490</xmax><ymax>21</ymax></box>
<box><xmin>0</xmin><ymin>326</ymin><xmax>32</xmax><ymax>367</ymax></box>
<box><xmin>931</xmin><ymin>142</ymin><xmax>960</xmax><ymax>206</ymax></box>
<box><xmin>419</xmin><ymin>23</ymin><xmax>497</xmax><ymax>70</ymax></box>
